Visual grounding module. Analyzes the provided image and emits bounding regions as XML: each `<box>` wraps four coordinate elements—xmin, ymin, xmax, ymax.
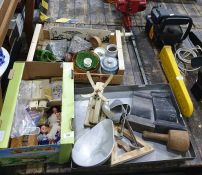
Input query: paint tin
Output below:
<box><xmin>106</xmin><ymin>44</ymin><xmax>118</xmax><ymax>57</ymax></box>
<box><xmin>101</xmin><ymin>56</ymin><xmax>118</xmax><ymax>74</ymax></box>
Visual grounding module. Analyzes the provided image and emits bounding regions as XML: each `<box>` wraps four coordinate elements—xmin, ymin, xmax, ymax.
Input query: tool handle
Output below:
<box><xmin>117</xmin><ymin>139</ymin><xmax>131</xmax><ymax>152</ymax></box>
<box><xmin>143</xmin><ymin>131</ymin><xmax>168</xmax><ymax>142</ymax></box>
<box><xmin>160</xmin><ymin>16</ymin><xmax>193</xmax><ymax>42</ymax></box>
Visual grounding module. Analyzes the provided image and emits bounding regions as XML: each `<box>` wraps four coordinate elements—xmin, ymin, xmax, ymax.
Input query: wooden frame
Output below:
<box><xmin>111</xmin><ymin>128</ymin><xmax>154</xmax><ymax>166</ymax></box>
<box><xmin>27</xmin><ymin>24</ymin><xmax>125</xmax><ymax>84</ymax></box>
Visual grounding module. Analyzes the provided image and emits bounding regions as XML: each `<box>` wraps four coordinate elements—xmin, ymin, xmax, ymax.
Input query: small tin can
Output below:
<box><xmin>106</xmin><ymin>44</ymin><xmax>118</xmax><ymax>58</ymax></box>
<box><xmin>101</xmin><ymin>56</ymin><xmax>118</xmax><ymax>74</ymax></box>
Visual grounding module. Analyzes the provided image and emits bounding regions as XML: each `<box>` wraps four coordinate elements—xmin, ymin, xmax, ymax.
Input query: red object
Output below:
<box><xmin>114</xmin><ymin>0</ymin><xmax>146</xmax><ymax>29</ymax></box>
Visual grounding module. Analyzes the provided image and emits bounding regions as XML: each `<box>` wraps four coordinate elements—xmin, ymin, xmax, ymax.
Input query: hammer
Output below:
<box><xmin>143</xmin><ymin>130</ymin><xmax>190</xmax><ymax>152</ymax></box>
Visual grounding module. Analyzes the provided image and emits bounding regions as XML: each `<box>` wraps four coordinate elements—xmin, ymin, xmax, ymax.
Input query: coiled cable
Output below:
<box><xmin>175</xmin><ymin>45</ymin><xmax>202</xmax><ymax>72</ymax></box>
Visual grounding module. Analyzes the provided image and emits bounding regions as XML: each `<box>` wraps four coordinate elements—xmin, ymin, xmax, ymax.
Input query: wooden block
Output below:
<box><xmin>10</xmin><ymin>137</ymin><xmax>23</xmax><ymax>148</ymax></box>
<box><xmin>88</xmin><ymin>97</ymin><xmax>96</xmax><ymax>124</ymax></box>
<box><xmin>28</xmin><ymin>135</ymin><xmax>38</xmax><ymax>146</ymax></box>
<box><xmin>116</xmin><ymin>30</ymin><xmax>125</xmax><ymax>75</ymax></box>
<box><xmin>29</xmin><ymin>100</ymin><xmax>39</xmax><ymax>110</ymax></box>
<box><xmin>109</xmin><ymin>34</ymin><xmax>116</xmax><ymax>44</ymax></box>
<box><xmin>38</xmin><ymin>100</ymin><xmax>48</xmax><ymax>108</ymax></box>
<box><xmin>90</xmin><ymin>36</ymin><xmax>102</xmax><ymax>48</ymax></box>
<box><xmin>91</xmin><ymin>97</ymin><xmax>102</xmax><ymax>124</ymax></box>
<box><xmin>84</xmin><ymin>97</ymin><xmax>94</xmax><ymax>127</ymax></box>
<box><xmin>27</xmin><ymin>24</ymin><xmax>43</xmax><ymax>61</ymax></box>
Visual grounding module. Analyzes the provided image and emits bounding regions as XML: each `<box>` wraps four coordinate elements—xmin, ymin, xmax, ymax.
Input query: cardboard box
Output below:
<box><xmin>26</xmin><ymin>24</ymin><xmax>125</xmax><ymax>84</ymax></box>
<box><xmin>0</xmin><ymin>62</ymin><xmax>74</xmax><ymax>166</ymax></box>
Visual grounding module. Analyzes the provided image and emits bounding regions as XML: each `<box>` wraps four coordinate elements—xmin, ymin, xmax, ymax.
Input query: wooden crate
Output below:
<box><xmin>27</xmin><ymin>24</ymin><xmax>125</xmax><ymax>84</ymax></box>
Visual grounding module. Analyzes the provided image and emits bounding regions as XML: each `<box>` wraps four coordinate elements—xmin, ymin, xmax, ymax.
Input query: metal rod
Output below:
<box><xmin>130</xmin><ymin>29</ymin><xmax>148</xmax><ymax>85</ymax></box>
<box><xmin>125</xmin><ymin>119</ymin><xmax>140</xmax><ymax>148</ymax></box>
<box><xmin>119</xmin><ymin>105</ymin><xmax>129</xmax><ymax>137</ymax></box>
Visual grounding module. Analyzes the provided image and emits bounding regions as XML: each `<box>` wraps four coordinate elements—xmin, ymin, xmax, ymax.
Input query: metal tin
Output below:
<box><xmin>94</xmin><ymin>47</ymin><xmax>106</xmax><ymax>60</ymax></box>
<box><xmin>72</xmin><ymin>119</ymin><xmax>114</xmax><ymax>167</ymax></box>
<box><xmin>74</xmin><ymin>85</ymin><xmax>196</xmax><ymax>166</ymax></box>
<box><xmin>106</xmin><ymin>44</ymin><xmax>118</xmax><ymax>57</ymax></box>
<box><xmin>101</xmin><ymin>56</ymin><xmax>118</xmax><ymax>74</ymax></box>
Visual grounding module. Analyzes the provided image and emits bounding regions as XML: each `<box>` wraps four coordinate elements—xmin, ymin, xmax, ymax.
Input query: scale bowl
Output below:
<box><xmin>72</xmin><ymin>119</ymin><xmax>114</xmax><ymax>167</ymax></box>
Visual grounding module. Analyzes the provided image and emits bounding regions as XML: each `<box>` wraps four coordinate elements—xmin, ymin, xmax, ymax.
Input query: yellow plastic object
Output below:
<box><xmin>56</xmin><ymin>18</ymin><xmax>71</xmax><ymax>23</ymax></box>
<box><xmin>159</xmin><ymin>46</ymin><xmax>194</xmax><ymax>117</ymax></box>
<box><xmin>40</xmin><ymin>0</ymin><xmax>49</xmax><ymax>22</ymax></box>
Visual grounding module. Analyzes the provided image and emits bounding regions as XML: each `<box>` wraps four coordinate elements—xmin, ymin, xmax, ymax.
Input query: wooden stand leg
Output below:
<box><xmin>24</xmin><ymin>0</ymin><xmax>35</xmax><ymax>44</ymax></box>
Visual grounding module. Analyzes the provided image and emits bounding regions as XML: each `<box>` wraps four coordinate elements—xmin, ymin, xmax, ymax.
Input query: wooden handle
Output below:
<box><xmin>143</xmin><ymin>131</ymin><xmax>168</xmax><ymax>142</ymax></box>
<box><xmin>116</xmin><ymin>139</ymin><xmax>132</xmax><ymax>152</ymax></box>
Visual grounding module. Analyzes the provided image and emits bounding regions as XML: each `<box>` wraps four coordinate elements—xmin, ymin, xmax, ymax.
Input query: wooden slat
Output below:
<box><xmin>27</xmin><ymin>24</ymin><xmax>43</xmax><ymax>61</ymax></box>
<box><xmin>59</xmin><ymin>0</ymin><xmax>75</xmax><ymax>19</ymax></box>
<box><xmin>0</xmin><ymin>0</ymin><xmax>10</xmax><ymax>24</ymax></box>
<box><xmin>89</xmin><ymin>0</ymin><xmax>105</xmax><ymax>25</ymax></box>
<box><xmin>24</xmin><ymin>0</ymin><xmax>35</xmax><ymax>44</ymax></box>
<box><xmin>0</xmin><ymin>0</ymin><xmax>18</xmax><ymax>46</ymax></box>
<box><xmin>104</xmin><ymin>2</ymin><xmax>121</xmax><ymax>26</ymax></box>
<box><xmin>74</xmin><ymin>0</ymin><xmax>90</xmax><ymax>24</ymax></box>
<box><xmin>48</xmin><ymin>0</ymin><xmax>60</xmax><ymax>20</ymax></box>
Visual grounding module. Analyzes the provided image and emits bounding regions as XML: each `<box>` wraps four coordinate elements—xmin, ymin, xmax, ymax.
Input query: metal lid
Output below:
<box><xmin>83</xmin><ymin>57</ymin><xmax>92</xmax><ymax>68</ymax></box>
<box><xmin>101</xmin><ymin>56</ymin><xmax>118</xmax><ymax>72</ymax></box>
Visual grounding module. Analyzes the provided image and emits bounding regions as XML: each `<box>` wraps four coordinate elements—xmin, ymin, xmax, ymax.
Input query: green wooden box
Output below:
<box><xmin>0</xmin><ymin>62</ymin><xmax>74</xmax><ymax>166</ymax></box>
